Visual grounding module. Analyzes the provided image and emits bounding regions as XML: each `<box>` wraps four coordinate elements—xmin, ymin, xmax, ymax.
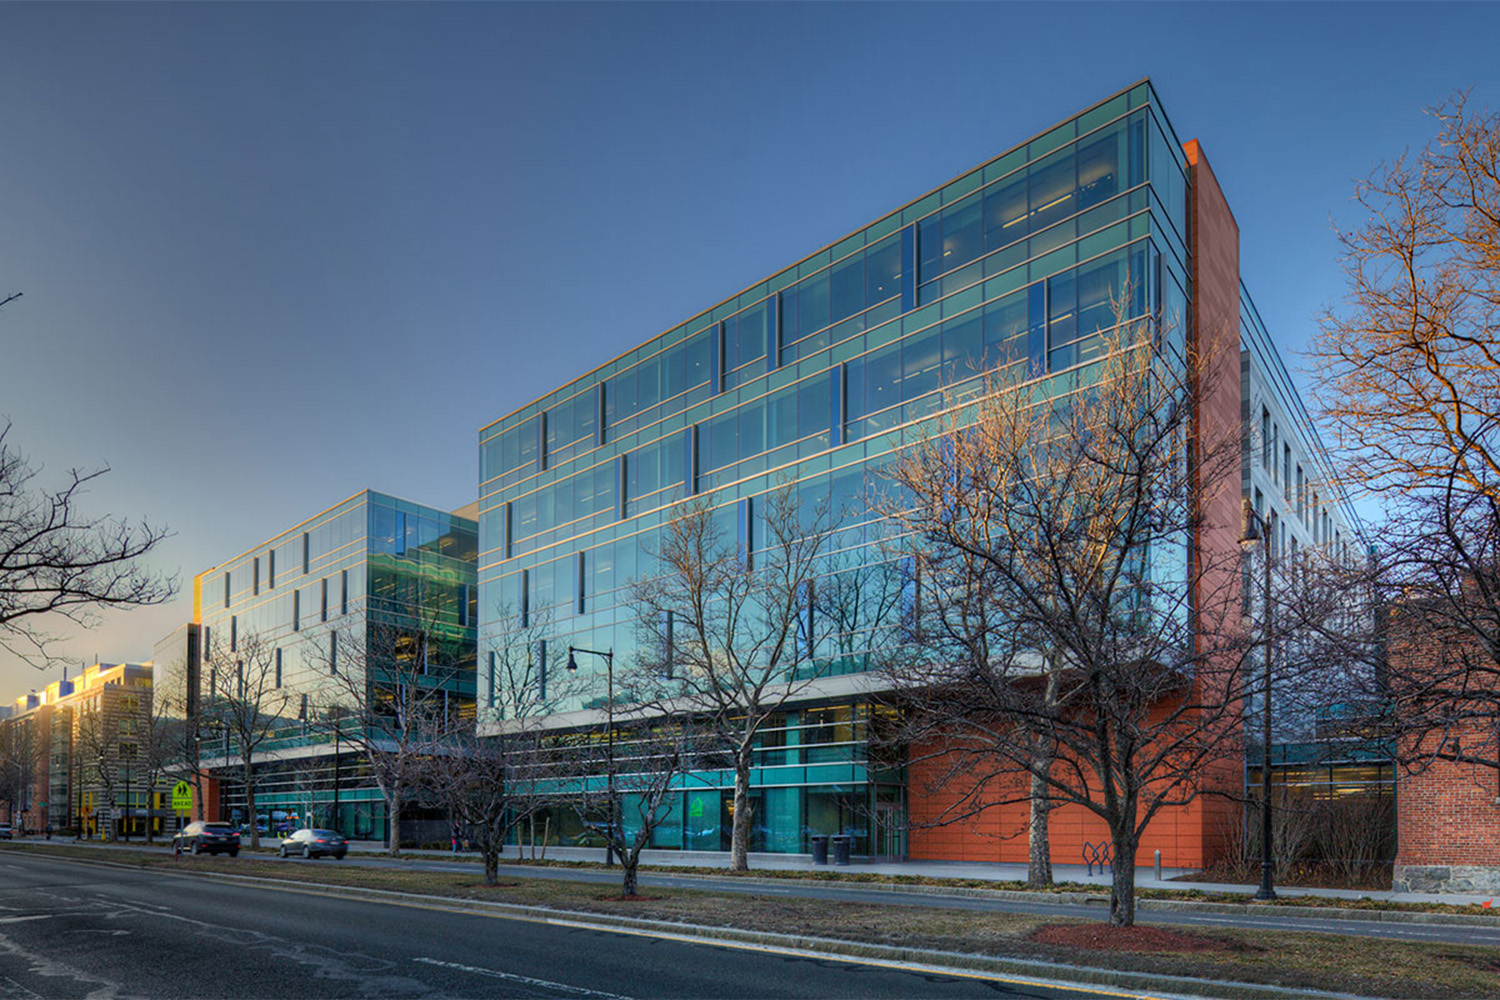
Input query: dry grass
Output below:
<box><xmin>8</xmin><ymin>842</ymin><xmax>1500</xmax><ymax>998</ymax></box>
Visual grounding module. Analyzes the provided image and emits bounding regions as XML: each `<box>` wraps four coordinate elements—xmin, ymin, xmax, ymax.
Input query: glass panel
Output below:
<box><xmin>984</xmin><ymin>174</ymin><xmax>1028</xmax><ymax>250</ymax></box>
<box><xmin>940</xmin><ymin>192</ymin><xmax>983</xmax><ymax>274</ymax></box>
<box><xmin>901</xmin><ymin>327</ymin><xmax>941</xmax><ymax>401</ymax></box>
<box><xmin>1077</xmin><ymin>120</ymin><xmax>1124</xmax><ymax>211</ymax></box>
<box><xmin>941</xmin><ymin>312</ymin><xmax>984</xmax><ymax>385</ymax></box>
<box><xmin>1048</xmin><ymin>269</ymin><xmax>1077</xmax><ymax>346</ymax></box>
<box><xmin>1029</xmin><ymin>147</ymin><xmax>1077</xmax><ymax>233</ymax></box>
<box><xmin>862</xmin><ymin>342</ymin><xmax>901</xmax><ymax>420</ymax></box>
<box><xmin>830</xmin><ymin>254</ymin><xmax>864</xmax><ymax>324</ymax></box>
<box><xmin>865</xmin><ymin>234</ymin><xmax>902</xmax><ymax>303</ymax></box>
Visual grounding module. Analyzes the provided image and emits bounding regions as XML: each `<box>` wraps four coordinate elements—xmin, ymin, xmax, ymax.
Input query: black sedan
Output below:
<box><xmin>278</xmin><ymin>828</ymin><xmax>348</xmax><ymax>860</ymax></box>
<box><xmin>173</xmin><ymin>821</ymin><xmax>241</xmax><ymax>856</ymax></box>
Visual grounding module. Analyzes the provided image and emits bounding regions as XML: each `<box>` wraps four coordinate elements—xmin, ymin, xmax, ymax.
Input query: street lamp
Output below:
<box><xmin>1239</xmin><ymin>497</ymin><xmax>1277</xmax><ymax>902</ymax></box>
<box><xmin>566</xmin><ymin>646</ymin><xmax>615</xmax><ymax>867</ymax></box>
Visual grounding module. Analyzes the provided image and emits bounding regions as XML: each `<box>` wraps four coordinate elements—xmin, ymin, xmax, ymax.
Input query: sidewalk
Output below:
<box><xmin>369</xmin><ymin>841</ymin><xmax>1500</xmax><ymax>908</ymax></box>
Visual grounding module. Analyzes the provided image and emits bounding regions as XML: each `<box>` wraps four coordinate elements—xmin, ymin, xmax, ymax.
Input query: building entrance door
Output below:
<box><xmin>872</xmin><ymin>802</ymin><xmax>904</xmax><ymax>861</ymax></box>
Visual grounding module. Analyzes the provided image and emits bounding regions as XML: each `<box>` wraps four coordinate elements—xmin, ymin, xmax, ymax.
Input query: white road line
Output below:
<box><xmin>413</xmin><ymin>957</ymin><xmax>634</xmax><ymax>999</ymax></box>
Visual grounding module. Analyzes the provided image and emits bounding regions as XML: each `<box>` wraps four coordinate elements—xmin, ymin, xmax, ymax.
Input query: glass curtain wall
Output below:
<box><xmin>477</xmin><ymin>82</ymin><xmax>1193</xmax><ymax>854</ymax></box>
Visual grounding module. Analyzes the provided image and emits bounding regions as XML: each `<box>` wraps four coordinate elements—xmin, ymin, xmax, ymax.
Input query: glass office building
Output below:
<box><xmin>192</xmin><ymin>490</ymin><xmax>477</xmax><ymax>843</ymax></box>
<box><xmin>476</xmin><ymin>80</ymin><xmax>1361</xmax><ymax>862</ymax></box>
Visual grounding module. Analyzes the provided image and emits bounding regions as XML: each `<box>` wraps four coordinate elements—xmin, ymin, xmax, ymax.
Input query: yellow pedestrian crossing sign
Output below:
<box><xmin>172</xmin><ymin>781</ymin><xmax>193</xmax><ymax>812</ymax></box>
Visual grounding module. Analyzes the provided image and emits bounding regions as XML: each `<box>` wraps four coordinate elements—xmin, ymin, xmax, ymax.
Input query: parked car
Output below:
<box><xmin>278</xmin><ymin>828</ymin><xmax>347</xmax><ymax>860</ymax></box>
<box><xmin>0</xmin><ymin>823</ymin><xmax>12</xmax><ymax>840</ymax></box>
<box><xmin>173</xmin><ymin>821</ymin><xmax>241</xmax><ymax>856</ymax></box>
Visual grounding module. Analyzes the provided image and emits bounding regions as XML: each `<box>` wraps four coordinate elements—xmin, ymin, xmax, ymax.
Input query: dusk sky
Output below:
<box><xmin>1</xmin><ymin>2</ymin><xmax>1497</xmax><ymax>697</ymax></box>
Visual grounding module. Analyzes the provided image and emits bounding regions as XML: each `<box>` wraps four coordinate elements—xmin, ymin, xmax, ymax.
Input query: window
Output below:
<box><xmin>268</xmin><ymin>549</ymin><xmax>275</xmax><ymax>589</ymax></box>
<box><xmin>721</xmin><ymin>298</ymin><xmax>771</xmax><ymax>390</ymax></box>
<box><xmin>321</xmin><ymin>578</ymin><xmax>329</xmax><ymax>622</ymax></box>
<box><xmin>292</xmin><ymin>589</ymin><xmax>301</xmax><ymax>632</ymax></box>
<box><xmin>545</xmin><ymin>388</ymin><xmax>600</xmax><ymax>467</ymax></box>
<box><xmin>302</xmin><ymin>532</ymin><xmax>310</xmax><ymax>574</ymax></box>
<box><xmin>1283</xmin><ymin>444</ymin><xmax>1292</xmax><ymax>498</ymax></box>
<box><xmin>223</xmin><ymin>572</ymin><xmax>230</xmax><ymax>609</ymax></box>
<box><xmin>230</xmin><ymin>616</ymin><xmax>237</xmax><ymax>652</ymax></box>
<box><xmin>340</xmin><ymin>570</ymin><xmax>348</xmax><ymax>615</ymax></box>
<box><xmin>253</xmin><ymin>557</ymin><xmax>260</xmax><ymax>595</ymax></box>
<box><xmin>1261</xmin><ymin>408</ymin><xmax>1271</xmax><ymax>469</ymax></box>
<box><xmin>329</xmin><ymin>632</ymin><xmax>338</xmax><ymax>674</ymax></box>
<box><xmin>487</xmin><ymin>651</ymin><xmax>496</xmax><ymax>708</ymax></box>
<box><xmin>274</xmin><ymin>648</ymin><xmax>282</xmax><ymax>689</ymax></box>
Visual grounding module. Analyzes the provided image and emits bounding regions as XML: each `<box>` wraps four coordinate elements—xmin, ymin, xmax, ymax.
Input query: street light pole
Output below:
<box><xmin>123</xmin><ymin>758</ymin><xmax>131</xmax><ymax>843</ymax></box>
<box><xmin>332</xmin><ymin>708</ymin><xmax>342</xmax><ymax>835</ymax></box>
<box><xmin>566</xmin><ymin>646</ymin><xmax>615</xmax><ymax>867</ymax></box>
<box><xmin>1240</xmin><ymin>498</ymin><xmax>1278</xmax><ymax>902</ymax></box>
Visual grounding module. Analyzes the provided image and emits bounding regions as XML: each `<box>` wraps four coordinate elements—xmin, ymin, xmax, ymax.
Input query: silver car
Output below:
<box><xmin>278</xmin><ymin>828</ymin><xmax>348</xmax><ymax>860</ymax></box>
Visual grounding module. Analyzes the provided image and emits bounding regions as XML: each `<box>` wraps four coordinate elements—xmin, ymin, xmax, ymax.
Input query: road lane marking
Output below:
<box><xmin>0</xmin><ymin>918</ymin><xmax>49</xmax><ymax>925</ymax></box>
<box><xmin>413</xmin><ymin>957</ymin><xmax>633</xmax><ymax>999</ymax></box>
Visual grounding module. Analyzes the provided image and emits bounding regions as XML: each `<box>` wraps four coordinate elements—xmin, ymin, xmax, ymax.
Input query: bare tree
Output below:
<box><xmin>150</xmin><ymin>645</ymin><xmax>202</xmax><ymax>830</ymax></box>
<box><xmin>425</xmin><ymin>608</ymin><xmax>568</xmax><ymax>885</ymax></box>
<box><xmin>74</xmin><ymin>700</ymin><xmax>123</xmax><ymax>839</ymax></box>
<box><xmin>880</xmin><ymin>323</ymin><xmax>1255</xmax><ymax>926</ymax></box>
<box><xmin>137</xmin><ymin>688</ymin><xmax>181</xmax><ymax>844</ymax></box>
<box><xmin>563</xmin><ymin>718</ymin><xmax>701</xmax><ymax>898</ymax></box>
<box><xmin>314</xmin><ymin>606</ymin><xmax>462</xmax><ymax>857</ymax></box>
<box><xmin>0</xmin><ymin>716</ymin><xmax>45</xmax><ymax>831</ymax></box>
<box><xmin>628</xmin><ymin>485</ymin><xmax>835</xmax><ymax>872</ymax></box>
<box><xmin>1310</xmin><ymin>92</ymin><xmax>1500</xmax><ymax>783</ymax></box>
<box><xmin>0</xmin><ymin>423</ymin><xmax>174</xmax><ymax>667</ymax></box>
<box><xmin>203</xmin><ymin>631</ymin><xmax>294</xmax><ymax>848</ymax></box>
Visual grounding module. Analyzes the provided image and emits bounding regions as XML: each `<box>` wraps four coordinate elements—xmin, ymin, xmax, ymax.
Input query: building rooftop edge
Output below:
<box><xmin>475</xmin><ymin>76</ymin><xmax>1156</xmax><ymax>439</ymax></box>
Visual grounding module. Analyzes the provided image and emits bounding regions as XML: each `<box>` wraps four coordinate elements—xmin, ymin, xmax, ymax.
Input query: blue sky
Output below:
<box><xmin>1</xmin><ymin>2</ymin><xmax>1496</xmax><ymax>695</ymax></box>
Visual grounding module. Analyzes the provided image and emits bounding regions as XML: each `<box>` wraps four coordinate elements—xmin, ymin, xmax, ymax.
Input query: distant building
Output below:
<box><xmin>181</xmin><ymin>490</ymin><xmax>477</xmax><ymax>843</ymax></box>
<box><xmin>0</xmin><ymin>663</ymin><xmax>158</xmax><ymax>838</ymax></box>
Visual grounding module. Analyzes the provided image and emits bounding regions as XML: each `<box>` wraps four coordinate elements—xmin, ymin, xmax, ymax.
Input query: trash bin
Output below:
<box><xmin>831</xmin><ymin>834</ymin><xmax>852</xmax><ymax>866</ymax></box>
<box><xmin>810</xmin><ymin>835</ymin><xmax>829</xmax><ymax>865</ymax></box>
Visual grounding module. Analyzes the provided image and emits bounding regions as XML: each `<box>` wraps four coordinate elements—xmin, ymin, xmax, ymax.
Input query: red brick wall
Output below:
<box><xmin>1397</xmin><ymin>745</ymin><xmax>1500</xmax><ymax>867</ymax></box>
<box><xmin>1391</xmin><ymin>621</ymin><xmax>1500</xmax><ymax>869</ymax></box>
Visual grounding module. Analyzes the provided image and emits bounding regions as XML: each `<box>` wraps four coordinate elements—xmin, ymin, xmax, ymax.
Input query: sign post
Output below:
<box><xmin>171</xmin><ymin>781</ymin><xmax>193</xmax><ymax>860</ymax></box>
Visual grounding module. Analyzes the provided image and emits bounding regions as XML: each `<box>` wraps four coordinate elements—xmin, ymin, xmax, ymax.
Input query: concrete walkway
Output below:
<box><xmin>359</xmin><ymin>841</ymin><xmax>1500</xmax><ymax>908</ymax></box>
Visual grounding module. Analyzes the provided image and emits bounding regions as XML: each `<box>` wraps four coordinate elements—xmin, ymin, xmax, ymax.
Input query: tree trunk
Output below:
<box><xmin>621</xmin><ymin>858</ymin><xmax>639</xmax><ymax>897</ymax></box>
<box><xmin>1028</xmin><ymin>658</ymin><xmax>1058</xmax><ymax>889</ymax></box>
<box><xmin>1027</xmin><ymin>764</ymin><xmax>1053</xmax><ymax>888</ymax></box>
<box><xmin>242</xmin><ymin>757</ymin><xmax>259</xmax><ymax>848</ymax></box>
<box><xmin>730</xmin><ymin>755</ymin><xmax>751</xmax><ymax>872</ymax></box>
<box><xmin>387</xmin><ymin>789</ymin><xmax>402</xmax><ymax>856</ymax></box>
<box><xmin>1109</xmin><ymin>828</ymin><xmax>1139</xmax><ymax>926</ymax></box>
<box><xmin>484</xmin><ymin>846</ymin><xmax>499</xmax><ymax>886</ymax></box>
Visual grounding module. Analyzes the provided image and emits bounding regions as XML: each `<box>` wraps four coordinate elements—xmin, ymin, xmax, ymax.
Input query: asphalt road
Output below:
<box><xmin>0</xmin><ymin>851</ymin><xmax>1141</xmax><ymax>999</ymax></box>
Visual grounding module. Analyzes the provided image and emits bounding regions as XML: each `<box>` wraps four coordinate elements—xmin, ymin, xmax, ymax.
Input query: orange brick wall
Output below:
<box><xmin>907</xmin><ymin>736</ymin><xmax>1236</xmax><ymax>868</ymax></box>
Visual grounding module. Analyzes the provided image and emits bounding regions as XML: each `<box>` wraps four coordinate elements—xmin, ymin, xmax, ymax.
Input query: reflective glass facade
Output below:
<box><xmin>193</xmin><ymin>490</ymin><xmax>477</xmax><ymax>841</ymax></box>
<box><xmin>475</xmin><ymin>81</ymin><xmax>1359</xmax><ymax>858</ymax></box>
<box><xmin>475</xmin><ymin>82</ymin><xmax>1199</xmax><ymax>856</ymax></box>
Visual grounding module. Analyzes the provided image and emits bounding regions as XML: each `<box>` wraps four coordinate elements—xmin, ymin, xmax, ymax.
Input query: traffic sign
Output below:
<box><xmin>171</xmin><ymin>780</ymin><xmax>193</xmax><ymax>812</ymax></box>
